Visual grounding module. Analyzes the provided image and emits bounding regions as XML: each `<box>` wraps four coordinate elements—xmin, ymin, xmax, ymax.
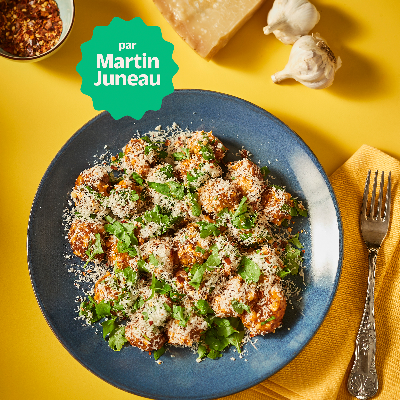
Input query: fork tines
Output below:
<box><xmin>362</xmin><ymin>170</ymin><xmax>392</xmax><ymax>221</ymax></box>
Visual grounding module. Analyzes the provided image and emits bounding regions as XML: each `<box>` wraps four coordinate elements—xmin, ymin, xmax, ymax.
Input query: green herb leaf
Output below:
<box><xmin>123</xmin><ymin>268</ymin><xmax>137</xmax><ymax>285</ymax></box>
<box><xmin>260</xmin><ymin>166</ymin><xmax>269</xmax><ymax>179</ymax></box>
<box><xmin>154</xmin><ymin>346</ymin><xmax>166</xmax><ymax>360</ymax></box>
<box><xmin>277</xmin><ymin>244</ymin><xmax>302</xmax><ymax>278</ymax></box>
<box><xmin>187</xmin><ymin>192</ymin><xmax>201</xmax><ymax>217</ymax></box>
<box><xmin>200</xmin><ymin>145</ymin><xmax>215</xmax><ymax>160</ymax></box>
<box><xmin>231</xmin><ymin>197</ymin><xmax>257</xmax><ymax>230</ymax></box>
<box><xmin>172</xmin><ymin>305</ymin><xmax>189</xmax><ymax>327</ymax></box>
<box><xmin>231</xmin><ymin>299</ymin><xmax>251</xmax><ymax>314</ymax></box>
<box><xmin>148</xmin><ymin>253</ymin><xmax>159</xmax><ymax>266</ymax></box>
<box><xmin>207</xmin><ymin>349</ymin><xmax>222</xmax><ymax>359</ymax></box>
<box><xmin>173</xmin><ymin>148</ymin><xmax>190</xmax><ymax>161</ymax></box>
<box><xmin>95</xmin><ymin>300</ymin><xmax>112</xmax><ymax>319</ymax></box>
<box><xmin>140</xmin><ymin>136</ymin><xmax>152</xmax><ymax>143</ymax></box>
<box><xmin>238</xmin><ymin>256</ymin><xmax>261</xmax><ymax>283</ymax></box>
<box><xmin>197</xmin><ymin>344</ymin><xmax>208</xmax><ymax>359</ymax></box>
<box><xmin>189</xmin><ymin>263</ymin><xmax>207</xmax><ymax>290</ymax></box>
<box><xmin>159</xmin><ymin>164</ymin><xmax>174</xmax><ymax>179</ymax></box>
<box><xmin>213</xmin><ymin>317</ymin><xmax>238</xmax><ymax>337</ymax></box>
<box><xmin>101</xmin><ymin>316</ymin><xmax>118</xmax><ymax>339</ymax></box>
<box><xmin>195</xmin><ymin>300</ymin><xmax>214</xmax><ymax>315</ymax></box>
<box><xmin>289</xmin><ymin>233</ymin><xmax>303</xmax><ymax>249</ymax></box>
<box><xmin>198</xmin><ymin>221</ymin><xmax>221</xmax><ymax>238</ymax></box>
<box><xmin>261</xmin><ymin>316</ymin><xmax>276</xmax><ymax>325</ymax></box>
<box><xmin>226</xmin><ymin>330</ymin><xmax>245</xmax><ymax>353</ymax></box>
<box><xmin>83</xmin><ymin>233</ymin><xmax>104</xmax><ymax>268</ymax></box>
<box><xmin>147</xmin><ymin>181</ymin><xmax>185</xmax><ymax>200</ymax></box>
<box><xmin>131</xmin><ymin>172</ymin><xmax>144</xmax><ymax>185</ymax></box>
<box><xmin>195</xmin><ymin>246</ymin><xmax>206</xmax><ymax>254</ymax></box>
<box><xmin>108</xmin><ymin>325</ymin><xmax>128</xmax><ymax>351</ymax></box>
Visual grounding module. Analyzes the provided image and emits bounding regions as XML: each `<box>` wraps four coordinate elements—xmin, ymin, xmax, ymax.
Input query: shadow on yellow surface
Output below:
<box><xmin>213</xmin><ymin>0</ymin><xmax>392</xmax><ymax>100</ymax></box>
<box><xmin>277</xmin><ymin>112</ymin><xmax>348</xmax><ymax>174</ymax></box>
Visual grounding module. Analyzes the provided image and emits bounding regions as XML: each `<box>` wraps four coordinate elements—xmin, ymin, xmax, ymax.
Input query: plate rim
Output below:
<box><xmin>27</xmin><ymin>89</ymin><xmax>343</xmax><ymax>400</ymax></box>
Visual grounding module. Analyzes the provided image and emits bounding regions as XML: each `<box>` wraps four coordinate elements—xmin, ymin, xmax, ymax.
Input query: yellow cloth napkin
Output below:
<box><xmin>222</xmin><ymin>145</ymin><xmax>400</xmax><ymax>400</ymax></box>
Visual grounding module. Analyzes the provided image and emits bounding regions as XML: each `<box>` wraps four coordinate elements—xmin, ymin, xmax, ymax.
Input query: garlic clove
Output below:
<box><xmin>263</xmin><ymin>0</ymin><xmax>320</xmax><ymax>45</ymax></box>
<box><xmin>271</xmin><ymin>34</ymin><xmax>341</xmax><ymax>89</ymax></box>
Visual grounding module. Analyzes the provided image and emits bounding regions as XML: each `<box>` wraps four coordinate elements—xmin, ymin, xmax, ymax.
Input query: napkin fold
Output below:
<box><xmin>223</xmin><ymin>145</ymin><xmax>400</xmax><ymax>400</ymax></box>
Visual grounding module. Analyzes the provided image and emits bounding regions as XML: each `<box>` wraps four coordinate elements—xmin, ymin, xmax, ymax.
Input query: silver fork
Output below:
<box><xmin>347</xmin><ymin>170</ymin><xmax>392</xmax><ymax>399</ymax></box>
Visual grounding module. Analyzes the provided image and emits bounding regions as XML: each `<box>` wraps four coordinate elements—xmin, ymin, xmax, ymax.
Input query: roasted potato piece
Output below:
<box><xmin>72</xmin><ymin>165</ymin><xmax>110</xmax><ymax>199</ymax></box>
<box><xmin>211</xmin><ymin>275</ymin><xmax>257</xmax><ymax>317</ymax></box>
<box><xmin>93</xmin><ymin>271</ymin><xmax>119</xmax><ymax>303</ymax></box>
<box><xmin>260</xmin><ymin>185</ymin><xmax>294</xmax><ymax>226</ymax></box>
<box><xmin>68</xmin><ymin>220</ymin><xmax>105</xmax><ymax>261</ymax></box>
<box><xmin>139</xmin><ymin>237</ymin><xmax>176</xmax><ymax>279</ymax></box>
<box><xmin>106</xmin><ymin>235</ymin><xmax>136</xmax><ymax>269</ymax></box>
<box><xmin>105</xmin><ymin>179</ymin><xmax>144</xmax><ymax>219</ymax></box>
<box><xmin>174</xmin><ymin>224</ymin><xmax>211</xmax><ymax>267</ymax></box>
<box><xmin>227</xmin><ymin>158</ymin><xmax>265</xmax><ymax>210</ymax></box>
<box><xmin>186</xmin><ymin>131</ymin><xmax>227</xmax><ymax>162</ymax></box>
<box><xmin>122</xmin><ymin>138</ymin><xmax>157</xmax><ymax>177</ymax></box>
<box><xmin>240</xmin><ymin>280</ymin><xmax>286</xmax><ymax>336</ymax></box>
<box><xmin>175</xmin><ymin>154</ymin><xmax>222</xmax><ymax>188</ymax></box>
<box><xmin>198</xmin><ymin>178</ymin><xmax>240</xmax><ymax>215</ymax></box>
<box><xmin>167</xmin><ymin>314</ymin><xmax>208</xmax><ymax>347</ymax></box>
<box><xmin>125</xmin><ymin>313</ymin><xmax>167</xmax><ymax>351</ymax></box>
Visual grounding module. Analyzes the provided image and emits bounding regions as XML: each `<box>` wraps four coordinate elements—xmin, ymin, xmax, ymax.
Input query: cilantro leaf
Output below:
<box><xmin>197</xmin><ymin>344</ymin><xmax>208</xmax><ymax>359</ymax></box>
<box><xmin>172</xmin><ymin>305</ymin><xmax>189</xmax><ymax>327</ymax></box>
<box><xmin>200</xmin><ymin>145</ymin><xmax>215</xmax><ymax>160</ymax></box>
<box><xmin>83</xmin><ymin>233</ymin><xmax>104</xmax><ymax>268</ymax></box>
<box><xmin>101</xmin><ymin>316</ymin><xmax>118</xmax><ymax>339</ymax></box>
<box><xmin>189</xmin><ymin>246</ymin><xmax>221</xmax><ymax>289</ymax></box>
<box><xmin>189</xmin><ymin>263</ymin><xmax>207</xmax><ymax>290</ymax></box>
<box><xmin>231</xmin><ymin>197</ymin><xmax>257</xmax><ymax>230</ymax></box>
<box><xmin>260</xmin><ymin>166</ymin><xmax>269</xmax><ymax>179</ymax></box>
<box><xmin>79</xmin><ymin>296</ymin><xmax>98</xmax><ymax>323</ymax></box>
<box><xmin>198</xmin><ymin>221</ymin><xmax>221</xmax><ymax>238</ymax></box>
<box><xmin>159</xmin><ymin>164</ymin><xmax>174</xmax><ymax>179</ymax></box>
<box><xmin>148</xmin><ymin>253</ymin><xmax>159</xmax><ymax>266</ymax></box>
<box><xmin>277</xmin><ymin>244</ymin><xmax>302</xmax><ymax>278</ymax></box>
<box><xmin>108</xmin><ymin>325</ymin><xmax>128</xmax><ymax>351</ymax></box>
<box><xmin>226</xmin><ymin>330</ymin><xmax>245</xmax><ymax>353</ymax></box>
<box><xmin>195</xmin><ymin>300</ymin><xmax>214</xmax><ymax>315</ymax></box>
<box><xmin>131</xmin><ymin>172</ymin><xmax>144</xmax><ymax>186</ymax></box>
<box><xmin>289</xmin><ymin>233</ymin><xmax>303</xmax><ymax>249</ymax></box>
<box><xmin>95</xmin><ymin>300</ymin><xmax>112</xmax><ymax>319</ymax></box>
<box><xmin>213</xmin><ymin>317</ymin><xmax>238</xmax><ymax>338</ymax></box>
<box><xmin>195</xmin><ymin>246</ymin><xmax>206</xmax><ymax>254</ymax></box>
<box><xmin>231</xmin><ymin>299</ymin><xmax>251</xmax><ymax>314</ymax></box>
<box><xmin>238</xmin><ymin>256</ymin><xmax>261</xmax><ymax>283</ymax></box>
<box><xmin>154</xmin><ymin>346</ymin><xmax>166</xmax><ymax>361</ymax></box>
<box><xmin>140</xmin><ymin>136</ymin><xmax>151</xmax><ymax>143</ymax></box>
<box><xmin>173</xmin><ymin>148</ymin><xmax>190</xmax><ymax>160</ymax></box>
<box><xmin>261</xmin><ymin>316</ymin><xmax>276</xmax><ymax>325</ymax></box>
<box><xmin>187</xmin><ymin>192</ymin><xmax>201</xmax><ymax>217</ymax></box>
<box><xmin>147</xmin><ymin>181</ymin><xmax>185</xmax><ymax>200</ymax></box>
<box><xmin>123</xmin><ymin>268</ymin><xmax>137</xmax><ymax>285</ymax></box>
<box><xmin>142</xmin><ymin>205</ymin><xmax>180</xmax><ymax>236</ymax></box>
<box><xmin>207</xmin><ymin>349</ymin><xmax>222</xmax><ymax>359</ymax></box>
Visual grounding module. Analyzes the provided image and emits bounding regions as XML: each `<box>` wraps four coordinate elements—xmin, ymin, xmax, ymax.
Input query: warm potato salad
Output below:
<box><xmin>67</xmin><ymin>127</ymin><xmax>307</xmax><ymax>361</ymax></box>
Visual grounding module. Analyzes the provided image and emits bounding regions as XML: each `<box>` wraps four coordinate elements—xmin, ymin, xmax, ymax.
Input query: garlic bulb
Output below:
<box><xmin>271</xmin><ymin>34</ymin><xmax>342</xmax><ymax>89</ymax></box>
<box><xmin>263</xmin><ymin>0</ymin><xmax>320</xmax><ymax>45</ymax></box>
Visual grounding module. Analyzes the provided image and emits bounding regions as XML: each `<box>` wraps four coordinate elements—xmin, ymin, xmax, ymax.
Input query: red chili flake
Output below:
<box><xmin>224</xmin><ymin>257</ymin><xmax>232</xmax><ymax>265</ymax></box>
<box><xmin>0</xmin><ymin>0</ymin><xmax>63</xmax><ymax>57</ymax></box>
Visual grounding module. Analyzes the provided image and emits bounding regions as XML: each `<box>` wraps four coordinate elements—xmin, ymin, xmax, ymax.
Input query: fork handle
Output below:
<box><xmin>347</xmin><ymin>249</ymin><xmax>379</xmax><ymax>399</ymax></box>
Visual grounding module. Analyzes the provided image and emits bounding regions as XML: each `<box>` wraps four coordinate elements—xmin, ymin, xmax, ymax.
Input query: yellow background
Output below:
<box><xmin>1</xmin><ymin>0</ymin><xmax>399</xmax><ymax>399</ymax></box>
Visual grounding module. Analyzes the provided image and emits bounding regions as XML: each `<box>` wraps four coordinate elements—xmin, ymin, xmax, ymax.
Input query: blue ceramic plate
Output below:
<box><xmin>28</xmin><ymin>90</ymin><xmax>343</xmax><ymax>400</ymax></box>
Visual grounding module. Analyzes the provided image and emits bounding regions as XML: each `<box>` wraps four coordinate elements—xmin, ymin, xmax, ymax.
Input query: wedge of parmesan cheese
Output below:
<box><xmin>153</xmin><ymin>0</ymin><xmax>266</xmax><ymax>60</ymax></box>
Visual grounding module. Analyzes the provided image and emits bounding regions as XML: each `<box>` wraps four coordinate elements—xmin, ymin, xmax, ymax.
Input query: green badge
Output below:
<box><xmin>76</xmin><ymin>17</ymin><xmax>179</xmax><ymax>120</ymax></box>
